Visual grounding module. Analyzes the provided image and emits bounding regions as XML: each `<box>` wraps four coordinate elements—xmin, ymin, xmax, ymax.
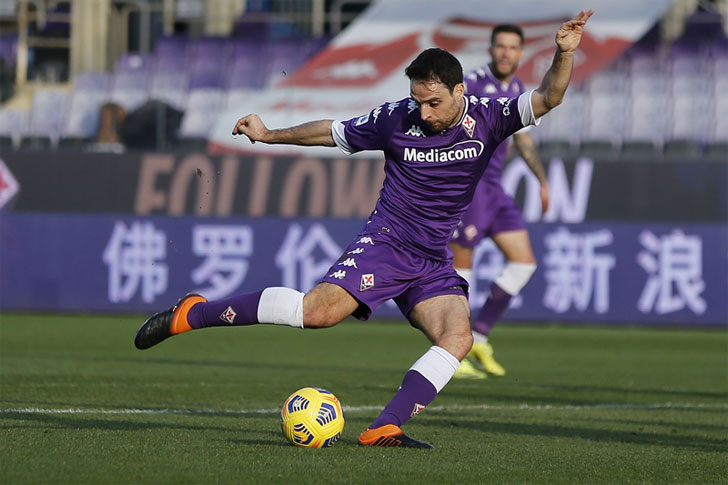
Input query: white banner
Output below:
<box><xmin>210</xmin><ymin>0</ymin><xmax>676</xmax><ymax>155</ymax></box>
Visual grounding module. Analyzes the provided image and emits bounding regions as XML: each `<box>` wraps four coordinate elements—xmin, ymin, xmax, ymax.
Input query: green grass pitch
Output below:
<box><xmin>1</xmin><ymin>313</ymin><xmax>726</xmax><ymax>484</ymax></box>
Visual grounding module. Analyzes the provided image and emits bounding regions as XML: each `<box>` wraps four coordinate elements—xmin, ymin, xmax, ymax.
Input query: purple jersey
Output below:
<box><xmin>464</xmin><ymin>65</ymin><xmax>526</xmax><ymax>183</ymax></box>
<box><xmin>333</xmin><ymin>91</ymin><xmax>538</xmax><ymax>261</ymax></box>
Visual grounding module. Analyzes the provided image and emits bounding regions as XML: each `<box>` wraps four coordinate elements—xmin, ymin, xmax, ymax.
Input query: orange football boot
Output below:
<box><xmin>134</xmin><ymin>294</ymin><xmax>206</xmax><ymax>349</ymax></box>
<box><xmin>358</xmin><ymin>424</ymin><xmax>434</xmax><ymax>449</ymax></box>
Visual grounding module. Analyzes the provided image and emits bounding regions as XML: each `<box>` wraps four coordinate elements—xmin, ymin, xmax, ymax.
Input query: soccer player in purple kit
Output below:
<box><xmin>451</xmin><ymin>24</ymin><xmax>551</xmax><ymax>380</ymax></box>
<box><xmin>134</xmin><ymin>10</ymin><xmax>593</xmax><ymax>449</ymax></box>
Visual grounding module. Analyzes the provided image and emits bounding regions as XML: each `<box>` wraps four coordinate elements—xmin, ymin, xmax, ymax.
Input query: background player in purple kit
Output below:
<box><xmin>452</xmin><ymin>24</ymin><xmax>551</xmax><ymax>380</ymax></box>
<box><xmin>134</xmin><ymin>10</ymin><xmax>593</xmax><ymax>449</ymax></box>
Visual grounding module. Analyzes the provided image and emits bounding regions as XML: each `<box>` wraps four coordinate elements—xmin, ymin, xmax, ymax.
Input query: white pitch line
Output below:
<box><xmin>1</xmin><ymin>402</ymin><xmax>726</xmax><ymax>415</ymax></box>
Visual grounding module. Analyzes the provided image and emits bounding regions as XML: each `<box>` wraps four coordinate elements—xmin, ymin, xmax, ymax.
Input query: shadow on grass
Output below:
<box><xmin>418</xmin><ymin>416</ymin><xmax>727</xmax><ymax>453</ymax></box>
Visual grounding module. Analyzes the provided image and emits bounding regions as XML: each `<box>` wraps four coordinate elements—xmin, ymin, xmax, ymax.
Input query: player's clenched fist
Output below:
<box><xmin>232</xmin><ymin>114</ymin><xmax>268</xmax><ymax>144</ymax></box>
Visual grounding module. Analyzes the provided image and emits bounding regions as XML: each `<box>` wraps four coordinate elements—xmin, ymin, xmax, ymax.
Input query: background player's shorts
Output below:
<box><xmin>451</xmin><ymin>179</ymin><xmax>526</xmax><ymax>249</ymax></box>
<box><xmin>321</xmin><ymin>232</ymin><xmax>468</xmax><ymax>320</ymax></box>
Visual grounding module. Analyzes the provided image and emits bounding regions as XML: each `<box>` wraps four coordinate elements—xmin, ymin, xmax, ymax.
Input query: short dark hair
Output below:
<box><xmin>491</xmin><ymin>24</ymin><xmax>524</xmax><ymax>46</ymax></box>
<box><xmin>404</xmin><ymin>48</ymin><xmax>463</xmax><ymax>92</ymax></box>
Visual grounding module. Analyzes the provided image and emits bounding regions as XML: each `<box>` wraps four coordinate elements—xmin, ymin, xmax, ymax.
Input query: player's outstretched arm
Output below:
<box><xmin>531</xmin><ymin>9</ymin><xmax>594</xmax><ymax>118</ymax></box>
<box><xmin>232</xmin><ymin>114</ymin><xmax>336</xmax><ymax>147</ymax></box>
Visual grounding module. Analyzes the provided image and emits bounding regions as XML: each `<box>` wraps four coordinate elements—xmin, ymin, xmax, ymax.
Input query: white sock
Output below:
<box><xmin>409</xmin><ymin>346</ymin><xmax>460</xmax><ymax>392</ymax></box>
<box><xmin>256</xmin><ymin>287</ymin><xmax>304</xmax><ymax>328</ymax></box>
<box><xmin>472</xmin><ymin>331</ymin><xmax>488</xmax><ymax>345</ymax></box>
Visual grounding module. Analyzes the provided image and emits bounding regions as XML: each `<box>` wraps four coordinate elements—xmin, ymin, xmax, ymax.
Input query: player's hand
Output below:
<box><xmin>540</xmin><ymin>181</ymin><xmax>550</xmax><ymax>215</ymax></box>
<box><xmin>232</xmin><ymin>114</ymin><xmax>269</xmax><ymax>144</ymax></box>
<box><xmin>556</xmin><ymin>9</ymin><xmax>594</xmax><ymax>53</ymax></box>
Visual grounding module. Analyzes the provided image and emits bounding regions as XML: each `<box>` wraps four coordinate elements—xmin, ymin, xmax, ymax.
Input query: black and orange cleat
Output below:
<box><xmin>358</xmin><ymin>424</ymin><xmax>434</xmax><ymax>449</ymax></box>
<box><xmin>134</xmin><ymin>293</ymin><xmax>206</xmax><ymax>350</ymax></box>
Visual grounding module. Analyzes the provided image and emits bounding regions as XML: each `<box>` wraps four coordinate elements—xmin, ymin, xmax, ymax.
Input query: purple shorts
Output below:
<box><xmin>321</xmin><ymin>232</ymin><xmax>468</xmax><ymax>320</ymax></box>
<box><xmin>452</xmin><ymin>178</ymin><xmax>526</xmax><ymax>249</ymax></box>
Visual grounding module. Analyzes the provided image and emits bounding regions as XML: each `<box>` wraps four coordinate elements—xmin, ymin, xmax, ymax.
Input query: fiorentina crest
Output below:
<box><xmin>219</xmin><ymin>306</ymin><xmax>237</xmax><ymax>324</ymax></box>
<box><xmin>411</xmin><ymin>403</ymin><xmax>425</xmax><ymax>417</ymax></box>
<box><xmin>463</xmin><ymin>114</ymin><xmax>476</xmax><ymax>137</ymax></box>
<box><xmin>360</xmin><ymin>274</ymin><xmax>375</xmax><ymax>291</ymax></box>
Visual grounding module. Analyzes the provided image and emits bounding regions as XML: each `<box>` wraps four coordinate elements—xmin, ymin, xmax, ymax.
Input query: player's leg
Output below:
<box><xmin>450</xmin><ymin>182</ymin><xmax>494</xmax><ymax>379</ymax></box>
<box><xmin>469</xmin><ymin>229</ymin><xmax>536</xmax><ymax>375</ymax></box>
<box><xmin>134</xmin><ymin>283</ymin><xmax>358</xmax><ymax>349</ymax></box>
<box><xmin>359</xmin><ymin>294</ymin><xmax>471</xmax><ymax>449</ymax></box>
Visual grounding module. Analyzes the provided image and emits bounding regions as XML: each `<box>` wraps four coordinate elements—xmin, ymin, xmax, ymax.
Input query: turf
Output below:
<box><xmin>1</xmin><ymin>313</ymin><xmax>726</xmax><ymax>484</ymax></box>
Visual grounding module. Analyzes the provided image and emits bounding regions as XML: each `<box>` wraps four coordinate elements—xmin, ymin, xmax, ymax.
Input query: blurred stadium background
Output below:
<box><xmin>0</xmin><ymin>0</ymin><xmax>725</xmax><ymax>325</ymax></box>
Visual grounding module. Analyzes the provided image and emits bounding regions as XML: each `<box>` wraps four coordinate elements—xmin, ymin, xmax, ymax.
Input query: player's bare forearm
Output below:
<box><xmin>532</xmin><ymin>49</ymin><xmax>574</xmax><ymax>117</ymax></box>
<box><xmin>513</xmin><ymin>132</ymin><xmax>546</xmax><ymax>183</ymax></box>
<box><xmin>233</xmin><ymin>116</ymin><xmax>335</xmax><ymax>147</ymax></box>
<box><xmin>265</xmin><ymin>120</ymin><xmax>336</xmax><ymax>146</ymax></box>
<box><xmin>532</xmin><ymin>9</ymin><xmax>593</xmax><ymax>118</ymax></box>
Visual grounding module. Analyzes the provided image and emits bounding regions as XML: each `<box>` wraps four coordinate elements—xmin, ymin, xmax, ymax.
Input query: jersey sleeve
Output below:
<box><xmin>481</xmin><ymin>90</ymin><xmax>540</xmax><ymax>143</ymax></box>
<box><xmin>332</xmin><ymin>104</ymin><xmax>389</xmax><ymax>155</ymax></box>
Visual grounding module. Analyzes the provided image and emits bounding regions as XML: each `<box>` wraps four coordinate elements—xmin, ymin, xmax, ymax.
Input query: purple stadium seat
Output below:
<box><xmin>189</xmin><ymin>36</ymin><xmax>230</xmax><ymax>61</ymax></box>
<box><xmin>624</xmin><ymin>94</ymin><xmax>668</xmax><ymax>146</ymax></box>
<box><xmin>584</xmin><ymin>70</ymin><xmax>628</xmax><ymax>96</ymax></box>
<box><xmin>233</xmin><ymin>39</ymin><xmax>265</xmax><ymax>63</ymax></box>
<box><xmin>710</xmin><ymin>97</ymin><xmax>728</xmax><ymax>142</ymax></box>
<box><xmin>583</xmin><ymin>93</ymin><xmax>627</xmax><ymax>147</ymax></box>
<box><xmin>0</xmin><ymin>109</ymin><xmax>26</xmax><ymax>141</ymax></box>
<box><xmin>538</xmin><ymin>92</ymin><xmax>584</xmax><ymax>147</ymax></box>
<box><xmin>155</xmin><ymin>35</ymin><xmax>188</xmax><ymax>58</ymax></box>
<box><xmin>149</xmin><ymin>70</ymin><xmax>189</xmax><ymax>111</ymax></box>
<box><xmin>264</xmin><ymin>39</ymin><xmax>309</xmax><ymax>87</ymax></box>
<box><xmin>24</xmin><ymin>89</ymin><xmax>69</xmax><ymax>145</ymax></box>
<box><xmin>115</xmin><ymin>53</ymin><xmax>153</xmax><ymax>73</ymax></box>
<box><xmin>227</xmin><ymin>57</ymin><xmax>266</xmax><ymax>90</ymax></box>
<box><xmin>108</xmin><ymin>52</ymin><xmax>154</xmax><ymax>112</ymax></box>
<box><xmin>74</xmin><ymin>71</ymin><xmax>110</xmax><ymax>91</ymax></box>
<box><xmin>629</xmin><ymin>72</ymin><xmax>668</xmax><ymax>96</ymax></box>
<box><xmin>668</xmin><ymin>94</ymin><xmax>710</xmax><ymax>142</ymax></box>
<box><xmin>63</xmin><ymin>90</ymin><xmax>107</xmax><ymax>139</ymax></box>
<box><xmin>189</xmin><ymin>57</ymin><xmax>225</xmax><ymax>90</ymax></box>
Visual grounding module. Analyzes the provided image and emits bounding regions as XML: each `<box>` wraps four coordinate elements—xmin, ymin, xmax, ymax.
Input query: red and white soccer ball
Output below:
<box><xmin>280</xmin><ymin>387</ymin><xmax>345</xmax><ymax>448</ymax></box>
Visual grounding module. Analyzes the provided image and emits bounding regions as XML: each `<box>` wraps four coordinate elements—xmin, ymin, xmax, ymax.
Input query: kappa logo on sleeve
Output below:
<box><xmin>360</xmin><ymin>274</ymin><xmax>375</xmax><ymax>291</ymax></box>
<box><xmin>329</xmin><ymin>269</ymin><xmax>347</xmax><ymax>280</ymax></box>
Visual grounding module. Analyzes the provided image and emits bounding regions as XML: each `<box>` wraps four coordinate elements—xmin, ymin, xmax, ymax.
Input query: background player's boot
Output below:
<box><xmin>358</xmin><ymin>425</ymin><xmax>434</xmax><ymax>449</ymax></box>
<box><xmin>452</xmin><ymin>358</ymin><xmax>487</xmax><ymax>379</ymax></box>
<box><xmin>134</xmin><ymin>294</ymin><xmax>206</xmax><ymax>350</ymax></box>
<box><xmin>469</xmin><ymin>342</ymin><xmax>506</xmax><ymax>376</ymax></box>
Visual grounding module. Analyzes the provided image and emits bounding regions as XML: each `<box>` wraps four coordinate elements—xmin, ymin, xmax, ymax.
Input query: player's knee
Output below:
<box><xmin>436</xmin><ymin>325</ymin><xmax>473</xmax><ymax>361</ymax></box>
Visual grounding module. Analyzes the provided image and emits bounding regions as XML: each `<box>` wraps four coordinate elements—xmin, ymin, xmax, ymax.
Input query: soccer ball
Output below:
<box><xmin>280</xmin><ymin>387</ymin><xmax>345</xmax><ymax>448</ymax></box>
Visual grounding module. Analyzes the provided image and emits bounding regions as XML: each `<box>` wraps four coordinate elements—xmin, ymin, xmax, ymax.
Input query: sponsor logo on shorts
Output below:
<box><xmin>411</xmin><ymin>403</ymin><xmax>425</xmax><ymax>417</ymax></box>
<box><xmin>329</xmin><ymin>270</ymin><xmax>347</xmax><ymax>279</ymax></box>
<box><xmin>360</xmin><ymin>273</ymin><xmax>375</xmax><ymax>291</ymax></box>
<box><xmin>220</xmin><ymin>306</ymin><xmax>237</xmax><ymax>324</ymax></box>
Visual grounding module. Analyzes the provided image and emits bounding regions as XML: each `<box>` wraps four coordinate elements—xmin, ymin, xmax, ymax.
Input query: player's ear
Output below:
<box><xmin>454</xmin><ymin>83</ymin><xmax>465</xmax><ymax>98</ymax></box>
